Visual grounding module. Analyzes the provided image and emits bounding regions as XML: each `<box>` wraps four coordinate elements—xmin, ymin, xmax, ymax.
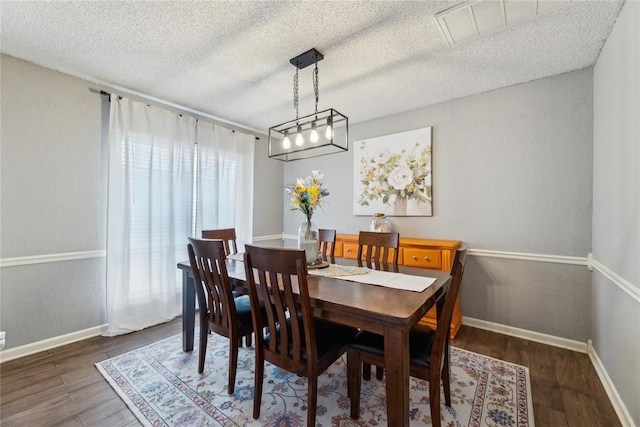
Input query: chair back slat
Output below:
<box><xmin>202</xmin><ymin>228</ymin><xmax>238</xmax><ymax>255</ymax></box>
<box><xmin>244</xmin><ymin>246</ymin><xmax>314</xmax><ymax>366</ymax></box>
<box><xmin>357</xmin><ymin>231</ymin><xmax>400</xmax><ymax>271</ymax></box>
<box><xmin>188</xmin><ymin>238</ymin><xmax>237</xmax><ymax>332</ymax></box>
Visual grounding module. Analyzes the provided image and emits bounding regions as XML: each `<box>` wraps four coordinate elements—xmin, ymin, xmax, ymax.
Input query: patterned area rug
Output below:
<box><xmin>96</xmin><ymin>332</ymin><xmax>534</xmax><ymax>426</ymax></box>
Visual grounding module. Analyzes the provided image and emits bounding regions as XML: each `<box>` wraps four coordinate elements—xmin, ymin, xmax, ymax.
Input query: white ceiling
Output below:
<box><xmin>0</xmin><ymin>1</ymin><xmax>625</xmax><ymax>133</ymax></box>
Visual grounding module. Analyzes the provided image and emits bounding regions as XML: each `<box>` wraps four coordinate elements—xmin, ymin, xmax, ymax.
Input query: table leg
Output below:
<box><xmin>182</xmin><ymin>269</ymin><xmax>195</xmax><ymax>352</ymax></box>
<box><xmin>384</xmin><ymin>325</ymin><xmax>410</xmax><ymax>427</ymax></box>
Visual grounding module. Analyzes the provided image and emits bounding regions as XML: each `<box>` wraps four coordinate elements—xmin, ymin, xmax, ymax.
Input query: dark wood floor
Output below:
<box><xmin>0</xmin><ymin>320</ymin><xmax>620</xmax><ymax>427</ymax></box>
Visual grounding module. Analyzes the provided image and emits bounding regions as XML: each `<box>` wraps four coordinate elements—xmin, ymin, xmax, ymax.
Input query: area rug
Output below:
<box><xmin>96</xmin><ymin>331</ymin><xmax>534</xmax><ymax>426</ymax></box>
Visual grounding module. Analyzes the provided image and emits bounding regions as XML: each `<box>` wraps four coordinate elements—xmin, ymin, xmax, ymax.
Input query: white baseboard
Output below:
<box><xmin>462</xmin><ymin>316</ymin><xmax>588</xmax><ymax>353</ymax></box>
<box><xmin>588</xmin><ymin>345</ymin><xmax>636</xmax><ymax>427</ymax></box>
<box><xmin>0</xmin><ymin>324</ymin><xmax>108</xmax><ymax>364</ymax></box>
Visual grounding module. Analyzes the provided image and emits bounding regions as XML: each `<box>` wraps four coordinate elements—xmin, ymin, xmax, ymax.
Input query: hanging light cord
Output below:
<box><xmin>313</xmin><ymin>61</ymin><xmax>319</xmax><ymax>114</ymax></box>
<box><xmin>294</xmin><ymin>68</ymin><xmax>299</xmax><ymax>121</ymax></box>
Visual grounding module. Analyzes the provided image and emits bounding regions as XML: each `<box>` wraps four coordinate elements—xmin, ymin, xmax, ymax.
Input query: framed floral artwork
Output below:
<box><xmin>353</xmin><ymin>127</ymin><xmax>432</xmax><ymax>216</ymax></box>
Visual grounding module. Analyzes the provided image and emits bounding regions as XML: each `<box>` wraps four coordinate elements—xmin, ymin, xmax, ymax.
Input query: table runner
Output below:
<box><xmin>309</xmin><ymin>264</ymin><xmax>436</xmax><ymax>292</ymax></box>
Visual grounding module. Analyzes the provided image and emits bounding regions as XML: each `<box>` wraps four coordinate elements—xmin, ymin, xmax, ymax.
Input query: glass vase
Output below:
<box><xmin>370</xmin><ymin>212</ymin><xmax>393</xmax><ymax>233</ymax></box>
<box><xmin>298</xmin><ymin>217</ymin><xmax>320</xmax><ymax>265</ymax></box>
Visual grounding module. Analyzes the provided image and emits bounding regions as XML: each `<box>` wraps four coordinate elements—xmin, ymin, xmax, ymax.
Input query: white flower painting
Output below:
<box><xmin>353</xmin><ymin>127</ymin><xmax>432</xmax><ymax>216</ymax></box>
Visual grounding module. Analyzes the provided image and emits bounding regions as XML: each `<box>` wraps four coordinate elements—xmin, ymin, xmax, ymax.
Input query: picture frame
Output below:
<box><xmin>353</xmin><ymin>127</ymin><xmax>432</xmax><ymax>217</ymax></box>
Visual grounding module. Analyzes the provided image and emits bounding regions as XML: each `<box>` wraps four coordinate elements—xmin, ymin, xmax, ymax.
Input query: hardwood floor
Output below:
<box><xmin>0</xmin><ymin>321</ymin><xmax>620</xmax><ymax>427</ymax></box>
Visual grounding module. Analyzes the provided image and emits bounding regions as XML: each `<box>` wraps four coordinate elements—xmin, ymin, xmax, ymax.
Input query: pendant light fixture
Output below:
<box><xmin>268</xmin><ymin>48</ymin><xmax>349</xmax><ymax>162</ymax></box>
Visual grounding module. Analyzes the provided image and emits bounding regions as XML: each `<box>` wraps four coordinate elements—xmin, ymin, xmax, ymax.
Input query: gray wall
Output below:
<box><xmin>1</xmin><ymin>55</ymin><xmax>108</xmax><ymax>347</ymax></box>
<box><xmin>592</xmin><ymin>1</ymin><xmax>640</xmax><ymax>423</ymax></box>
<box><xmin>0</xmin><ymin>55</ymin><xmax>283</xmax><ymax>349</ymax></box>
<box><xmin>285</xmin><ymin>69</ymin><xmax>594</xmax><ymax>341</ymax></box>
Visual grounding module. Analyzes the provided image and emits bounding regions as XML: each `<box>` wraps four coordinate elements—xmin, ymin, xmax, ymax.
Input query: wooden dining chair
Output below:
<box><xmin>187</xmin><ymin>237</ymin><xmax>265</xmax><ymax>394</ymax></box>
<box><xmin>357</xmin><ymin>231</ymin><xmax>400</xmax><ymax>272</ymax></box>
<box><xmin>318</xmin><ymin>228</ymin><xmax>337</xmax><ymax>264</ymax></box>
<box><xmin>347</xmin><ymin>247</ymin><xmax>468</xmax><ymax>427</ymax></box>
<box><xmin>201</xmin><ymin>228</ymin><xmax>238</xmax><ymax>256</ymax></box>
<box><xmin>357</xmin><ymin>230</ymin><xmax>400</xmax><ymax>380</ymax></box>
<box><xmin>244</xmin><ymin>245</ymin><xmax>358</xmax><ymax>426</ymax></box>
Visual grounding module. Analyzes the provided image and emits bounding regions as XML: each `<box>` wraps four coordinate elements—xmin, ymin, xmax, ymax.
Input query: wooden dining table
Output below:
<box><xmin>177</xmin><ymin>257</ymin><xmax>451</xmax><ymax>427</ymax></box>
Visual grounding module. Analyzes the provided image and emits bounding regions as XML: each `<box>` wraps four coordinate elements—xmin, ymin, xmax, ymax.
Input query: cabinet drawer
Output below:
<box><xmin>342</xmin><ymin>243</ymin><xmax>359</xmax><ymax>259</ymax></box>
<box><xmin>403</xmin><ymin>248</ymin><xmax>441</xmax><ymax>269</ymax></box>
<box><xmin>342</xmin><ymin>243</ymin><xmax>399</xmax><ymax>263</ymax></box>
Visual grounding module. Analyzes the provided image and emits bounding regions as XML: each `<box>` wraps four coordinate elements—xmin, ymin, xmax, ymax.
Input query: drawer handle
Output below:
<box><xmin>412</xmin><ymin>255</ymin><xmax>417</xmax><ymax>260</ymax></box>
<box><xmin>346</xmin><ymin>248</ymin><xmax>351</xmax><ymax>252</ymax></box>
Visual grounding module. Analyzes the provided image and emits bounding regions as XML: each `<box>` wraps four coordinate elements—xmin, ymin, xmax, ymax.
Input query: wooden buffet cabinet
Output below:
<box><xmin>333</xmin><ymin>234</ymin><xmax>463</xmax><ymax>339</ymax></box>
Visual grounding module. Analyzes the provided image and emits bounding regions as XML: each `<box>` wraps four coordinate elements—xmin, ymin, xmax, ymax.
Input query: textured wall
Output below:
<box><xmin>0</xmin><ymin>55</ymin><xmax>283</xmax><ymax>349</ymax></box>
<box><xmin>592</xmin><ymin>1</ymin><xmax>640</xmax><ymax>424</ymax></box>
<box><xmin>1</xmin><ymin>56</ymin><xmax>107</xmax><ymax>258</ymax></box>
<box><xmin>285</xmin><ymin>69</ymin><xmax>594</xmax><ymax>341</ymax></box>
<box><xmin>1</xmin><ymin>55</ymin><xmax>108</xmax><ymax>349</ymax></box>
<box><xmin>252</xmin><ymin>136</ymin><xmax>284</xmax><ymax>238</ymax></box>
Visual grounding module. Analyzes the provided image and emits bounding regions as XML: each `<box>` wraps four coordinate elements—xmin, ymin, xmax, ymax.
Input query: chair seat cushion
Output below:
<box><xmin>233</xmin><ymin>295</ymin><xmax>267</xmax><ymax>330</ymax></box>
<box><xmin>349</xmin><ymin>324</ymin><xmax>436</xmax><ymax>369</ymax></box>
<box><xmin>265</xmin><ymin>315</ymin><xmax>357</xmax><ymax>362</ymax></box>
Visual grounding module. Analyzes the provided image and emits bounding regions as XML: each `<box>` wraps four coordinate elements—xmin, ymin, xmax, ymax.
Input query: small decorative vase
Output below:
<box><xmin>298</xmin><ymin>216</ymin><xmax>320</xmax><ymax>265</ymax></box>
<box><xmin>370</xmin><ymin>213</ymin><xmax>393</xmax><ymax>233</ymax></box>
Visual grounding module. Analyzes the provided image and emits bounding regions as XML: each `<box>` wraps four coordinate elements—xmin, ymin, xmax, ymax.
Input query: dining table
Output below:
<box><xmin>177</xmin><ymin>256</ymin><xmax>452</xmax><ymax>427</ymax></box>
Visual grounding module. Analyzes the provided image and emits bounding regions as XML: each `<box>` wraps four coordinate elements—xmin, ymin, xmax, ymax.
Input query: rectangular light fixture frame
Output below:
<box><xmin>268</xmin><ymin>108</ymin><xmax>348</xmax><ymax>162</ymax></box>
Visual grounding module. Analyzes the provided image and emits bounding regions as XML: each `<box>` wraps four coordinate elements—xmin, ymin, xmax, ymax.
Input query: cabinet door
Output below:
<box><xmin>403</xmin><ymin>248</ymin><xmax>442</xmax><ymax>269</ymax></box>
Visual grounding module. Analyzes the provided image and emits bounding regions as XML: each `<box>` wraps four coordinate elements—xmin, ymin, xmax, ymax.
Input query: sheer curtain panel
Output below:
<box><xmin>195</xmin><ymin>122</ymin><xmax>255</xmax><ymax>251</ymax></box>
<box><xmin>105</xmin><ymin>95</ymin><xmax>195</xmax><ymax>336</ymax></box>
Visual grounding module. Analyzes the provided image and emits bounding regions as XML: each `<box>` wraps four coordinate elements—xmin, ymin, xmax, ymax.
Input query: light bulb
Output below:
<box><xmin>310</xmin><ymin>122</ymin><xmax>319</xmax><ymax>143</ymax></box>
<box><xmin>282</xmin><ymin>131</ymin><xmax>291</xmax><ymax>149</ymax></box>
<box><xmin>325</xmin><ymin>117</ymin><xmax>333</xmax><ymax>140</ymax></box>
<box><xmin>295</xmin><ymin>125</ymin><xmax>304</xmax><ymax>146</ymax></box>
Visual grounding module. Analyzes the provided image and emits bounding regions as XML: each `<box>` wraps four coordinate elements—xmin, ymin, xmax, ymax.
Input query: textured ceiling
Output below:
<box><xmin>0</xmin><ymin>1</ymin><xmax>625</xmax><ymax>133</ymax></box>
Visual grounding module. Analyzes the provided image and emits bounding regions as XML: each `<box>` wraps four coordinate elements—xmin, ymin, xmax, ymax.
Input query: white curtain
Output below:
<box><xmin>105</xmin><ymin>95</ymin><xmax>195</xmax><ymax>336</ymax></box>
<box><xmin>195</xmin><ymin>121</ymin><xmax>255</xmax><ymax>251</ymax></box>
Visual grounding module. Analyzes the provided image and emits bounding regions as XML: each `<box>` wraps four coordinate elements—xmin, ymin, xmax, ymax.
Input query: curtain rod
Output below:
<box><xmin>97</xmin><ymin>89</ymin><xmax>260</xmax><ymax>141</ymax></box>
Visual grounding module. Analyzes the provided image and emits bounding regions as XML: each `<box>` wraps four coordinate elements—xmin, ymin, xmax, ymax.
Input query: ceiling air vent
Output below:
<box><xmin>435</xmin><ymin>0</ymin><xmax>572</xmax><ymax>47</ymax></box>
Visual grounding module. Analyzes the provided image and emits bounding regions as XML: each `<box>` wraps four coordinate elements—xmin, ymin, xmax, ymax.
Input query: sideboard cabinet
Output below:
<box><xmin>333</xmin><ymin>234</ymin><xmax>463</xmax><ymax>339</ymax></box>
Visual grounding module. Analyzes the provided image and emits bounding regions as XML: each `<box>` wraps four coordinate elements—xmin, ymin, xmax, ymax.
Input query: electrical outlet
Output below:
<box><xmin>0</xmin><ymin>331</ymin><xmax>6</xmax><ymax>350</ymax></box>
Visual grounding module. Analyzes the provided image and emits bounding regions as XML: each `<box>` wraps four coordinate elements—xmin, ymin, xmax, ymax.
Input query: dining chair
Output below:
<box><xmin>187</xmin><ymin>237</ymin><xmax>266</xmax><ymax>394</ymax></box>
<box><xmin>318</xmin><ymin>228</ymin><xmax>337</xmax><ymax>264</ymax></box>
<box><xmin>357</xmin><ymin>230</ymin><xmax>400</xmax><ymax>380</ymax></box>
<box><xmin>201</xmin><ymin>228</ymin><xmax>238</xmax><ymax>256</ymax></box>
<box><xmin>243</xmin><ymin>245</ymin><xmax>358</xmax><ymax>426</ymax></box>
<box><xmin>346</xmin><ymin>247</ymin><xmax>468</xmax><ymax>427</ymax></box>
<box><xmin>356</xmin><ymin>231</ymin><xmax>400</xmax><ymax>272</ymax></box>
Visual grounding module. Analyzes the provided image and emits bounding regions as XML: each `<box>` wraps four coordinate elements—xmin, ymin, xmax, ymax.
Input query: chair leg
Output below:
<box><xmin>245</xmin><ymin>333</ymin><xmax>252</xmax><ymax>347</ymax></box>
<box><xmin>307</xmin><ymin>373</ymin><xmax>318</xmax><ymax>427</ymax></box>
<box><xmin>363</xmin><ymin>362</ymin><xmax>372</xmax><ymax>380</ymax></box>
<box><xmin>375</xmin><ymin>366</ymin><xmax>384</xmax><ymax>380</ymax></box>
<box><xmin>228</xmin><ymin>336</ymin><xmax>239</xmax><ymax>395</ymax></box>
<box><xmin>198</xmin><ymin>323</ymin><xmax>208</xmax><ymax>374</ymax></box>
<box><xmin>442</xmin><ymin>349</ymin><xmax>451</xmax><ymax>407</ymax></box>
<box><xmin>253</xmin><ymin>350</ymin><xmax>264</xmax><ymax>419</ymax></box>
<box><xmin>347</xmin><ymin>348</ymin><xmax>362</xmax><ymax>419</ymax></box>
<box><xmin>429</xmin><ymin>370</ymin><xmax>441</xmax><ymax>427</ymax></box>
